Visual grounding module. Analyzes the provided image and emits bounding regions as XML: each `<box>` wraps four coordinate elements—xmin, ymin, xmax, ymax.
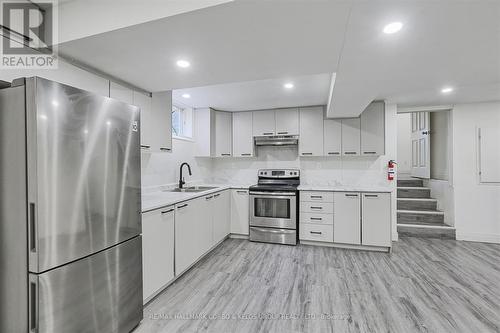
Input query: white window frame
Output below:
<box><xmin>172</xmin><ymin>102</ymin><xmax>193</xmax><ymax>141</ymax></box>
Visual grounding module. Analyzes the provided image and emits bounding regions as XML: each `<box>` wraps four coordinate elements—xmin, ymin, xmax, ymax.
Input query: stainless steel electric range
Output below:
<box><xmin>249</xmin><ymin>169</ymin><xmax>300</xmax><ymax>245</ymax></box>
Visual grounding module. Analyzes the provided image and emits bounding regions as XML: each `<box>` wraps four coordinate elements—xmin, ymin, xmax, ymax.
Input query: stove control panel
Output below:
<box><xmin>258</xmin><ymin>169</ymin><xmax>300</xmax><ymax>178</ymax></box>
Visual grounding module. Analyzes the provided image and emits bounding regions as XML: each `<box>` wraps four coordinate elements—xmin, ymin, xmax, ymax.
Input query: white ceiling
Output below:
<box><xmin>58</xmin><ymin>0</ymin><xmax>500</xmax><ymax>117</ymax></box>
<box><xmin>172</xmin><ymin>73</ymin><xmax>333</xmax><ymax>111</ymax></box>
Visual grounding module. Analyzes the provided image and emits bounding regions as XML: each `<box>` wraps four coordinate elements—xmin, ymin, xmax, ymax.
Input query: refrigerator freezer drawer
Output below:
<box><xmin>30</xmin><ymin>236</ymin><xmax>143</xmax><ymax>333</ymax></box>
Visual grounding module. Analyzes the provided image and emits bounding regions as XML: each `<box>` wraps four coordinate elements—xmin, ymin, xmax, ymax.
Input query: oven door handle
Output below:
<box><xmin>249</xmin><ymin>191</ymin><xmax>296</xmax><ymax>197</ymax></box>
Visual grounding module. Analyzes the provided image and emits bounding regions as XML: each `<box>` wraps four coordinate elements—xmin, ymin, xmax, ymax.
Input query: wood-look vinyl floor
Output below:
<box><xmin>134</xmin><ymin>237</ymin><xmax>500</xmax><ymax>333</ymax></box>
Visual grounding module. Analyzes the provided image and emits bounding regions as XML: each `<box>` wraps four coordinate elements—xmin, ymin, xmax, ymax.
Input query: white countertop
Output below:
<box><xmin>298</xmin><ymin>185</ymin><xmax>393</xmax><ymax>193</ymax></box>
<box><xmin>141</xmin><ymin>183</ymin><xmax>251</xmax><ymax>212</ymax></box>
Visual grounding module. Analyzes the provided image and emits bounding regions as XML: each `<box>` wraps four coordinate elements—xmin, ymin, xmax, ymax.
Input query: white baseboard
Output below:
<box><xmin>229</xmin><ymin>233</ymin><xmax>249</xmax><ymax>239</ymax></box>
<box><xmin>392</xmin><ymin>232</ymin><xmax>399</xmax><ymax>241</ymax></box>
<box><xmin>456</xmin><ymin>231</ymin><xmax>500</xmax><ymax>244</ymax></box>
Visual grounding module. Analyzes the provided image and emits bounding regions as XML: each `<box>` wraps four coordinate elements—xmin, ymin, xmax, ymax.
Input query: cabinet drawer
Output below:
<box><xmin>300</xmin><ymin>212</ymin><xmax>333</xmax><ymax>225</ymax></box>
<box><xmin>300</xmin><ymin>191</ymin><xmax>333</xmax><ymax>203</ymax></box>
<box><xmin>299</xmin><ymin>224</ymin><xmax>333</xmax><ymax>242</ymax></box>
<box><xmin>300</xmin><ymin>202</ymin><xmax>334</xmax><ymax>214</ymax></box>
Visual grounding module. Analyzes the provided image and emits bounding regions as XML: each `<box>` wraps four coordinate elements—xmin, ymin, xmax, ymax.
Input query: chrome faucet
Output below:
<box><xmin>179</xmin><ymin>162</ymin><xmax>192</xmax><ymax>189</ymax></box>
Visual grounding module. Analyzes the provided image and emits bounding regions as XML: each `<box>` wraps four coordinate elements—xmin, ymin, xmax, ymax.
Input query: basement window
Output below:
<box><xmin>172</xmin><ymin>104</ymin><xmax>193</xmax><ymax>140</ymax></box>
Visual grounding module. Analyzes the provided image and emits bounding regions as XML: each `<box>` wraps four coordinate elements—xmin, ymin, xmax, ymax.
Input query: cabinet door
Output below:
<box><xmin>215</xmin><ymin>111</ymin><xmax>232</xmax><ymax>157</ymax></box>
<box><xmin>133</xmin><ymin>92</ymin><xmax>154</xmax><ymax>151</ymax></box>
<box><xmin>275</xmin><ymin>108</ymin><xmax>299</xmax><ymax>135</ymax></box>
<box><xmin>360</xmin><ymin>102</ymin><xmax>385</xmax><ymax>156</ymax></box>
<box><xmin>142</xmin><ymin>207</ymin><xmax>174</xmax><ymax>302</ymax></box>
<box><xmin>175</xmin><ymin>197</ymin><xmax>207</xmax><ymax>274</ymax></box>
<box><xmin>333</xmin><ymin>192</ymin><xmax>361</xmax><ymax>244</ymax></box>
<box><xmin>232</xmin><ymin>112</ymin><xmax>253</xmax><ymax>157</ymax></box>
<box><xmin>231</xmin><ymin>189</ymin><xmax>249</xmax><ymax>235</ymax></box>
<box><xmin>341</xmin><ymin>118</ymin><xmax>360</xmax><ymax>156</ymax></box>
<box><xmin>323</xmin><ymin>119</ymin><xmax>342</xmax><ymax>156</ymax></box>
<box><xmin>299</xmin><ymin>106</ymin><xmax>324</xmax><ymax>156</ymax></box>
<box><xmin>362</xmin><ymin>193</ymin><xmax>391</xmax><ymax>247</ymax></box>
<box><xmin>151</xmin><ymin>91</ymin><xmax>172</xmax><ymax>153</ymax></box>
<box><xmin>213</xmin><ymin>191</ymin><xmax>231</xmax><ymax>244</ymax></box>
<box><xmin>109</xmin><ymin>82</ymin><xmax>133</xmax><ymax>104</ymax></box>
<box><xmin>252</xmin><ymin>111</ymin><xmax>275</xmax><ymax>136</ymax></box>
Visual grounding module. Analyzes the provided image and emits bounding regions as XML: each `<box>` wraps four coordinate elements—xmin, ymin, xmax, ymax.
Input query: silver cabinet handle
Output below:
<box><xmin>241</xmin><ymin>153</ymin><xmax>251</xmax><ymax>156</ymax></box>
<box><xmin>161</xmin><ymin>208</ymin><xmax>174</xmax><ymax>214</ymax></box>
<box><xmin>214</xmin><ymin>193</ymin><xmax>220</xmax><ymax>198</ymax></box>
<box><xmin>160</xmin><ymin>147</ymin><xmax>171</xmax><ymax>152</ymax></box>
<box><xmin>205</xmin><ymin>196</ymin><xmax>213</xmax><ymax>200</ymax></box>
<box><xmin>345</xmin><ymin>194</ymin><xmax>359</xmax><ymax>198</ymax></box>
<box><xmin>177</xmin><ymin>203</ymin><xmax>188</xmax><ymax>209</ymax></box>
<box><xmin>310</xmin><ymin>231</ymin><xmax>322</xmax><ymax>235</ymax></box>
<box><xmin>277</xmin><ymin>131</ymin><xmax>288</xmax><ymax>135</ymax></box>
<box><xmin>262</xmin><ymin>132</ymin><xmax>274</xmax><ymax>135</ymax></box>
<box><xmin>236</xmin><ymin>190</ymin><xmax>248</xmax><ymax>194</ymax></box>
<box><xmin>140</xmin><ymin>145</ymin><xmax>151</xmax><ymax>149</ymax></box>
<box><xmin>29</xmin><ymin>277</ymin><xmax>38</xmax><ymax>333</ymax></box>
<box><xmin>221</xmin><ymin>153</ymin><xmax>231</xmax><ymax>156</ymax></box>
<box><xmin>310</xmin><ymin>217</ymin><xmax>322</xmax><ymax>221</ymax></box>
<box><xmin>344</xmin><ymin>151</ymin><xmax>357</xmax><ymax>155</ymax></box>
<box><xmin>364</xmin><ymin>194</ymin><xmax>379</xmax><ymax>198</ymax></box>
<box><xmin>310</xmin><ymin>206</ymin><xmax>323</xmax><ymax>210</ymax></box>
<box><xmin>310</xmin><ymin>195</ymin><xmax>323</xmax><ymax>199</ymax></box>
<box><xmin>363</xmin><ymin>151</ymin><xmax>377</xmax><ymax>154</ymax></box>
<box><xmin>328</xmin><ymin>152</ymin><xmax>340</xmax><ymax>155</ymax></box>
<box><xmin>301</xmin><ymin>152</ymin><xmax>313</xmax><ymax>155</ymax></box>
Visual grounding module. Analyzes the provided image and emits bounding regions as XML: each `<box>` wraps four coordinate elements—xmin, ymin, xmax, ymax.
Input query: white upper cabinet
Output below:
<box><xmin>275</xmin><ymin>108</ymin><xmax>299</xmax><ymax>136</ymax></box>
<box><xmin>323</xmin><ymin>119</ymin><xmax>342</xmax><ymax>156</ymax></box>
<box><xmin>133</xmin><ymin>92</ymin><xmax>153</xmax><ymax>150</ymax></box>
<box><xmin>109</xmin><ymin>82</ymin><xmax>133</xmax><ymax>104</ymax></box>
<box><xmin>341</xmin><ymin>118</ymin><xmax>361</xmax><ymax>156</ymax></box>
<box><xmin>299</xmin><ymin>106</ymin><xmax>324</xmax><ymax>157</ymax></box>
<box><xmin>150</xmin><ymin>91</ymin><xmax>173</xmax><ymax>152</ymax></box>
<box><xmin>214</xmin><ymin>111</ymin><xmax>232</xmax><ymax>157</ymax></box>
<box><xmin>360</xmin><ymin>101</ymin><xmax>385</xmax><ymax>156</ymax></box>
<box><xmin>232</xmin><ymin>112</ymin><xmax>254</xmax><ymax>157</ymax></box>
<box><xmin>252</xmin><ymin>111</ymin><xmax>276</xmax><ymax>136</ymax></box>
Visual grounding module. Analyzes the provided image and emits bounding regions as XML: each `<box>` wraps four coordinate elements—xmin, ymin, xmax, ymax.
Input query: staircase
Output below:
<box><xmin>397</xmin><ymin>178</ymin><xmax>456</xmax><ymax>239</ymax></box>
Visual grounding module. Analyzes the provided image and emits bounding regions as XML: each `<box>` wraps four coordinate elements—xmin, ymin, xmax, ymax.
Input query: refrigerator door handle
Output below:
<box><xmin>29</xmin><ymin>202</ymin><xmax>36</xmax><ymax>252</ymax></box>
<box><xmin>29</xmin><ymin>276</ymin><xmax>38</xmax><ymax>333</ymax></box>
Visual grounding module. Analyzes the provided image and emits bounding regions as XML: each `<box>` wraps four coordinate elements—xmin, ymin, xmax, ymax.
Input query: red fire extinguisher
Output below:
<box><xmin>388</xmin><ymin>160</ymin><xmax>396</xmax><ymax>180</ymax></box>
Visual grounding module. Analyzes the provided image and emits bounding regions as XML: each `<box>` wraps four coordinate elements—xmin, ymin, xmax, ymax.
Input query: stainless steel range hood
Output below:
<box><xmin>254</xmin><ymin>135</ymin><xmax>299</xmax><ymax>146</ymax></box>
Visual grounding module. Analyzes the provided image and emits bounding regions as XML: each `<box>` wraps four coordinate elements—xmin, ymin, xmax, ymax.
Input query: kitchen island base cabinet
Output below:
<box><xmin>362</xmin><ymin>193</ymin><xmax>391</xmax><ymax>247</ymax></box>
<box><xmin>142</xmin><ymin>207</ymin><xmax>174</xmax><ymax>303</ymax></box>
<box><xmin>333</xmin><ymin>192</ymin><xmax>361</xmax><ymax>245</ymax></box>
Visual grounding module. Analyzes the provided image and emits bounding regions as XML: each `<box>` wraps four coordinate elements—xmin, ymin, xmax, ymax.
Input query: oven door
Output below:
<box><xmin>249</xmin><ymin>191</ymin><xmax>297</xmax><ymax>229</ymax></box>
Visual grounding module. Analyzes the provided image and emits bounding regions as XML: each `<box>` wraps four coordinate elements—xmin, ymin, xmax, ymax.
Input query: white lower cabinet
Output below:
<box><xmin>300</xmin><ymin>223</ymin><xmax>334</xmax><ymax>242</ymax></box>
<box><xmin>213</xmin><ymin>191</ymin><xmax>231</xmax><ymax>244</ymax></box>
<box><xmin>333</xmin><ymin>192</ymin><xmax>361</xmax><ymax>245</ymax></box>
<box><xmin>142</xmin><ymin>206</ymin><xmax>174</xmax><ymax>302</ymax></box>
<box><xmin>175</xmin><ymin>197</ymin><xmax>207</xmax><ymax>274</ymax></box>
<box><xmin>362</xmin><ymin>193</ymin><xmax>391</xmax><ymax>247</ymax></box>
<box><xmin>231</xmin><ymin>189</ymin><xmax>249</xmax><ymax>235</ymax></box>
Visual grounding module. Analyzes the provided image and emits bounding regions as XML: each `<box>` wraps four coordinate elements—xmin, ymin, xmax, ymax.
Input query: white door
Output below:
<box><xmin>142</xmin><ymin>207</ymin><xmax>174</xmax><ymax>302</ymax></box>
<box><xmin>323</xmin><ymin>119</ymin><xmax>342</xmax><ymax>156</ymax></box>
<box><xmin>252</xmin><ymin>110</ymin><xmax>276</xmax><ymax>136</ymax></box>
<box><xmin>215</xmin><ymin>111</ymin><xmax>232</xmax><ymax>157</ymax></box>
<box><xmin>299</xmin><ymin>106</ymin><xmax>324</xmax><ymax>156</ymax></box>
<box><xmin>275</xmin><ymin>108</ymin><xmax>299</xmax><ymax>135</ymax></box>
<box><xmin>341</xmin><ymin>118</ymin><xmax>361</xmax><ymax>156</ymax></box>
<box><xmin>213</xmin><ymin>191</ymin><xmax>231</xmax><ymax>244</ymax></box>
<box><xmin>411</xmin><ymin>112</ymin><xmax>430</xmax><ymax>178</ymax></box>
<box><xmin>232</xmin><ymin>112</ymin><xmax>254</xmax><ymax>157</ymax></box>
<box><xmin>361</xmin><ymin>193</ymin><xmax>391</xmax><ymax>247</ymax></box>
<box><xmin>231</xmin><ymin>189</ymin><xmax>249</xmax><ymax>235</ymax></box>
<box><xmin>333</xmin><ymin>192</ymin><xmax>361</xmax><ymax>244</ymax></box>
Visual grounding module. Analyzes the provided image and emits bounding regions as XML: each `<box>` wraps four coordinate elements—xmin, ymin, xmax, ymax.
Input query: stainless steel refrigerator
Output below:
<box><xmin>0</xmin><ymin>77</ymin><xmax>143</xmax><ymax>333</ymax></box>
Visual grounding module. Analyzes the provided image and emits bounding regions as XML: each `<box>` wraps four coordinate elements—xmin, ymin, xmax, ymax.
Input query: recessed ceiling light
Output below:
<box><xmin>182</xmin><ymin>93</ymin><xmax>191</xmax><ymax>98</ymax></box>
<box><xmin>284</xmin><ymin>82</ymin><xmax>294</xmax><ymax>89</ymax></box>
<box><xmin>176</xmin><ymin>60</ymin><xmax>190</xmax><ymax>68</ymax></box>
<box><xmin>441</xmin><ymin>87</ymin><xmax>454</xmax><ymax>94</ymax></box>
<box><xmin>52</xmin><ymin>100</ymin><xmax>59</xmax><ymax>107</ymax></box>
<box><xmin>106</xmin><ymin>120</ymin><xmax>112</xmax><ymax>126</ymax></box>
<box><xmin>383</xmin><ymin>22</ymin><xmax>403</xmax><ymax>34</ymax></box>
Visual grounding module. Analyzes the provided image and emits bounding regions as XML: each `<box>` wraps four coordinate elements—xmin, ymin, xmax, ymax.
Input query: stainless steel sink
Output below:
<box><xmin>165</xmin><ymin>186</ymin><xmax>218</xmax><ymax>193</ymax></box>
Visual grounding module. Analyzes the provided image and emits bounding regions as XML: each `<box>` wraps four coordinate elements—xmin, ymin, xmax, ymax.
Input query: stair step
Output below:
<box><xmin>397</xmin><ymin>179</ymin><xmax>423</xmax><ymax>187</ymax></box>
<box><xmin>397</xmin><ymin>209</ymin><xmax>444</xmax><ymax>225</ymax></box>
<box><xmin>397</xmin><ymin>187</ymin><xmax>431</xmax><ymax>198</ymax></box>
<box><xmin>397</xmin><ymin>224</ymin><xmax>456</xmax><ymax>239</ymax></box>
<box><xmin>397</xmin><ymin>198</ymin><xmax>438</xmax><ymax>211</ymax></box>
